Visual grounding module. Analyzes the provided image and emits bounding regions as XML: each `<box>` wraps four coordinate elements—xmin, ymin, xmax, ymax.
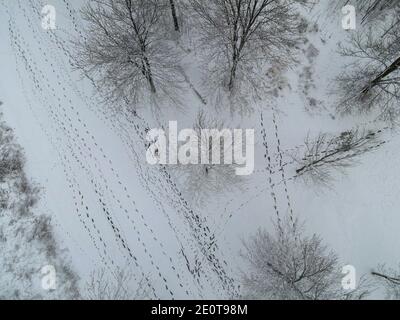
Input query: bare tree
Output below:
<box><xmin>84</xmin><ymin>267</ymin><xmax>151</xmax><ymax>300</ymax></box>
<box><xmin>372</xmin><ymin>264</ymin><xmax>400</xmax><ymax>299</ymax></box>
<box><xmin>292</xmin><ymin>128</ymin><xmax>385</xmax><ymax>185</ymax></box>
<box><xmin>334</xmin><ymin>0</ymin><xmax>399</xmax><ymax>24</ymax></box>
<box><xmin>74</xmin><ymin>0</ymin><xmax>182</xmax><ymax>105</ymax></box>
<box><xmin>241</xmin><ymin>216</ymin><xmax>370</xmax><ymax>300</ymax></box>
<box><xmin>170</xmin><ymin>111</ymin><xmax>246</xmax><ymax>207</ymax></box>
<box><xmin>335</xmin><ymin>4</ymin><xmax>400</xmax><ymax>123</ymax></box>
<box><xmin>189</xmin><ymin>0</ymin><xmax>305</xmax><ymax>94</ymax></box>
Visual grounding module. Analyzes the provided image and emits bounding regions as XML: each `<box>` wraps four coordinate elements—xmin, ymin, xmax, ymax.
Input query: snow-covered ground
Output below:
<box><xmin>0</xmin><ymin>0</ymin><xmax>399</xmax><ymax>299</ymax></box>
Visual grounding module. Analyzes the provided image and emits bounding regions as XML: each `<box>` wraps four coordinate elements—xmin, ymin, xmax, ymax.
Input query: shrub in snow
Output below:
<box><xmin>84</xmin><ymin>267</ymin><xmax>151</xmax><ymax>300</ymax></box>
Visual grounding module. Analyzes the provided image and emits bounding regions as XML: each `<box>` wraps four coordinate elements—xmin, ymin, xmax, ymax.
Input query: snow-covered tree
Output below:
<box><xmin>241</xmin><ymin>216</ymin><xmax>370</xmax><ymax>300</ymax></box>
<box><xmin>335</xmin><ymin>0</ymin><xmax>398</xmax><ymax>24</ymax></box>
<box><xmin>170</xmin><ymin>111</ymin><xmax>246</xmax><ymax>207</ymax></box>
<box><xmin>292</xmin><ymin>128</ymin><xmax>384</xmax><ymax>186</ymax></box>
<box><xmin>74</xmin><ymin>0</ymin><xmax>183</xmax><ymax>105</ymax></box>
<box><xmin>335</xmin><ymin>3</ymin><xmax>400</xmax><ymax>123</ymax></box>
<box><xmin>189</xmin><ymin>0</ymin><xmax>306</xmax><ymax>98</ymax></box>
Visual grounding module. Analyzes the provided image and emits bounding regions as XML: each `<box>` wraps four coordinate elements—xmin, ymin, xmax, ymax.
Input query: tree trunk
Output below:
<box><xmin>142</xmin><ymin>55</ymin><xmax>156</xmax><ymax>93</ymax></box>
<box><xmin>296</xmin><ymin>148</ymin><xmax>342</xmax><ymax>175</ymax></box>
<box><xmin>228</xmin><ymin>31</ymin><xmax>241</xmax><ymax>91</ymax></box>
<box><xmin>228</xmin><ymin>56</ymin><xmax>239</xmax><ymax>91</ymax></box>
<box><xmin>371</xmin><ymin>271</ymin><xmax>400</xmax><ymax>285</ymax></box>
<box><xmin>362</xmin><ymin>55</ymin><xmax>400</xmax><ymax>94</ymax></box>
<box><xmin>169</xmin><ymin>0</ymin><xmax>180</xmax><ymax>32</ymax></box>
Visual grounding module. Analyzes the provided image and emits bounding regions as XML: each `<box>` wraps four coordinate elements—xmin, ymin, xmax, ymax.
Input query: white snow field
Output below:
<box><xmin>0</xmin><ymin>0</ymin><xmax>399</xmax><ymax>299</ymax></box>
